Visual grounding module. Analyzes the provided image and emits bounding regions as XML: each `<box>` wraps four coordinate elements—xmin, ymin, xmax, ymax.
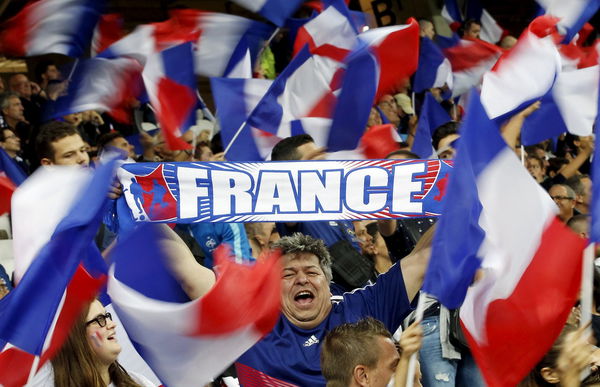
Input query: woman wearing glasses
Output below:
<box><xmin>31</xmin><ymin>299</ymin><xmax>154</xmax><ymax>387</ymax></box>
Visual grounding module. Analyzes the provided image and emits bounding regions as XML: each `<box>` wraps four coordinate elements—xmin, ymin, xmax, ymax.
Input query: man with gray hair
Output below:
<box><xmin>166</xmin><ymin>230</ymin><xmax>433</xmax><ymax>386</ymax></box>
<box><xmin>549</xmin><ymin>184</ymin><xmax>577</xmax><ymax>223</ymax></box>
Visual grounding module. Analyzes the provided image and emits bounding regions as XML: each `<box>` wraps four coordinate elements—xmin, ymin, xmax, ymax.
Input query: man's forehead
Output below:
<box><xmin>282</xmin><ymin>252</ymin><xmax>320</xmax><ymax>266</ymax></box>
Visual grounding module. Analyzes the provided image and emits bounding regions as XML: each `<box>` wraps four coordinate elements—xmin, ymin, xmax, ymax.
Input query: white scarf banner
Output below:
<box><xmin>118</xmin><ymin>159</ymin><xmax>453</xmax><ymax>223</ymax></box>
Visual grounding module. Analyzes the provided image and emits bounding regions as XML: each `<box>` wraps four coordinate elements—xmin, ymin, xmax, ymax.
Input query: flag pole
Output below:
<box><xmin>196</xmin><ymin>90</ymin><xmax>216</xmax><ymax>123</ymax></box>
<box><xmin>405</xmin><ymin>291</ymin><xmax>426</xmax><ymax>387</ymax></box>
<box><xmin>580</xmin><ymin>243</ymin><xmax>594</xmax><ymax>380</ymax></box>
<box><xmin>520</xmin><ymin>145</ymin><xmax>525</xmax><ymax>165</ymax></box>
<box><xmin>222</xmin><ymin>119</ymin><xmax>249</xmax><ymax>157</ymax></box>
<box><xmin>66</xmin><ymin>58</ymin><xmax>79</xmax><ymax>82</ymax></box>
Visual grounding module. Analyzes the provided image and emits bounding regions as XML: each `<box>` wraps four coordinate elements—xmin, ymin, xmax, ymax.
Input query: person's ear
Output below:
<box><xmin>40</xmin><ymin>158</ymin><xmax>53</xmax><ymax>166</ymax></box>
<box><xmin>353</xmin><ymin>365</ymin><xmax>369</xmax><ymax>386</ymax></box>
<box><xmin>540</xmin><ymin>366</ymin><xmax>560</xmax><ymax>384</ymax></box>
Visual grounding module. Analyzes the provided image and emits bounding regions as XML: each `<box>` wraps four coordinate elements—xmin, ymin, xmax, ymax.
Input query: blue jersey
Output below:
<box><xmin>276</xmin><ymin>220</ymin><xmax>360</xmax><ymax>251</ymax></box>
<box><xmin>235</xmin><ymin>263</ymin><xmax>413</xmax><ymax>386</ymax></box>
<box><xmin>188</xmin><ymin>223</ymin><xmax>252</xmax><ymax>268</ymax></box>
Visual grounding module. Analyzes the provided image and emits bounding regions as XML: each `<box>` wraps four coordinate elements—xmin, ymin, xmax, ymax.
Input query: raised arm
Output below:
<box><xmin>158</xmin><ymin>225</ymin><xmax>216</xmax><ymax>300</ymax></box>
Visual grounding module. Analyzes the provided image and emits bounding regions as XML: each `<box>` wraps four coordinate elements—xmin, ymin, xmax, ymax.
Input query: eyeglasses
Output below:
<box><xmin>550</xmin><ymin>196</ymin><xmax>574</xmax><ymax>201</ymax></box>
<box><xmin>85</xmin><ymin>312</ymin><xmax>112</xmax><ymax>328</ymax></box>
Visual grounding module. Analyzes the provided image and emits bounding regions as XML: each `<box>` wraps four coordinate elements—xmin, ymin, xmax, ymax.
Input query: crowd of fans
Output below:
<box><xmin>0</xmin><ymin>8</ymin><xmax>598</xmax><ymax>387</ymax></box>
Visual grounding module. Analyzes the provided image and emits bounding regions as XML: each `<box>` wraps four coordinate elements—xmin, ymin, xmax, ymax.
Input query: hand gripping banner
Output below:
<box><xmin>118</xmin><ymin>159</ymin><xmax>453</xmax><ymax>223</ymax></box>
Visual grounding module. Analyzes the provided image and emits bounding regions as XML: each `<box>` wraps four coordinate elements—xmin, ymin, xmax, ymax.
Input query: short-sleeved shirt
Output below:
<box><xmin>235</xmin><ymin>263</ymin><xmax>413</xmax><ymax>386</ymax></box>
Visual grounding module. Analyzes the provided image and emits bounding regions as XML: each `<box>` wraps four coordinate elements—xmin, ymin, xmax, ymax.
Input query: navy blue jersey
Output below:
<box><xmin>235</xmin><ymin>263</ymin><xmax>412</xmax><ymax>386</ymax></box>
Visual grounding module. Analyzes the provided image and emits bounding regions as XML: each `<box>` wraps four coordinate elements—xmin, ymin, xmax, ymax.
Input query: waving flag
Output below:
<box><xmin>443</xmin><ymin>37</ymin><xmax>502</xmax><ymax>97</ymax></box>
<box><xmin>480</xmin><ymin>18</ymin><xmax>562</xmax><ymax>120</ymax></box>
<box><xmin>91</xmin><ymin>13</ymin><xmax>124</xmax><ymax>57</ymax></box>
<box><xmin>591</xmin><ymin>104</ymin><xmax>600</xmax><ymax>243</ymax></box>
<box><xmin>422</xmin><ymin>90</ymin><xmax>587</xmax><ymax>387</ymax></box>
<box><xmin>0</xmin><ymin>0</ymin><xmax>104</xmax><ymax>57</ymax></box>
<box><xmin>465</xmin><ymin>0</ymin><xmax>505</xmax><ymax>44</ymax></box>
<box><xmin>231</xmin><ymin>0</ymin><xmax>304</xmax><ymax>26</ymax></box>
<box><xmin>413</xmin><ymin>36</ymin><xmax>453</xmax><ymax>93</ymax></box>
<box><xmin>211</xmin><ymin>77</ymin><xmax>277</xmax><ymax>161</ymax></box>
<box><xmin>45</xmin><ymin>57</ymin><xmax>143</xmax><ymax>124</ymax></box>
<box><xmin>411</xmin><ymin>93</ymin><xmax>452</xmax><ymax>159</ymax></box>
<box><xmin>143</xmin><ymin>43</ymin><xmax>198</xmax><ymax>151</ymax></box>
<box><xmin>99</xmin><ymin>9</ymin><xmax>274</xmax><ymax>78</ymax></box>
<box><xmin>0</xmin><ymin>161</ymin><xmax>117</xmax><ymax>387</ymax></box>
<box><xmin>536</xmin><ymin>0</ymin><xmax>600</xmax><ymax>43</ymax></box>
<box><xmin>441</xmin><ymin>0</ymin><xmax>463</xmax><ymax>31</ymax></box>
<box><xmin>521</xmin><ymin>61</ymin><xmax>599</xmax><ymax>145</ymax></box>
<box><xmin>330</xmin><ymin>19</ymin><xmax>419</xmax><ymax>150</ymax></box>
<box><xmin>107</xmin><ymin>225</ymin><xmax>281</xmax><ymax>387</ymax></box>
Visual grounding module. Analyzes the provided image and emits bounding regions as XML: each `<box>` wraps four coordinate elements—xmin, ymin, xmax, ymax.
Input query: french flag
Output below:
<box><xmin>292</xmin><ymin>0</ymin><xmax>358</xmax><ymax>60</ymax></box>
<box><xmin>413</xmin><ymin>36</ymin><xmax>453</xmax><ymax>93</ymax></box>
<box><xmin>441</xmin><ymin>0</ymin><xmax>463</xmax><ymax>32</ymax></box>
<box><xmin>443</xmin><ymin>37</ymin><xmax>503</xmax><ymax>97</ymax></box>
<box><xmin>231</xmin><ymin>0</ymin><xmax>304</xmax><ymax>26</ymax></box>
<box><xmin>99</xmin><ymin>9</ymin><xmax>274</xmax><ymax>78</ymax></box>
<box><xmin>107</xmin><ymin>225</ymin><xmax>281</xmax><ymax>387</ymax></box>
<box><xmin>330</xmin><ymin>18</ymin><xmax>420</xmax><ymax>149</ymax></box>
<box><xmin>411</xmin><ymin>93</ymin><xmax>452</xmax><ymax>159</ymax></box>
<box><xmin>0</xmin><ymin>0</ymin><xmax>104</xmax><ymax>57</ymax></box>
<box><xmin>0</xmin><ymin>148</ymin><xmax>27</xmax><ymax>215</ymax></box>
<box><xmin>211</xmin><ymin>77</ymin><xmax>277</xmax><ymax>161</ymax></box>
<box><xmin>45</xmin><ymin>57</ymin><xmax>143</xmax><ymax>124</ymax></box>
<box><xmin>591</xmin><ymin>103</ymin><xmax>600</xmax><ymax>243</ymax></box>
<box><xmin>91</xmin><ymin>13</ymin><xmax>125</xmax><ymax>57</ymax></box>
<box><xmin>422</xmin><ymin>90</ymin><xmax>587</xmax><ymax>387</ymax></box>
<box><xmin>465</xmin><ymin>0</ymin><xmax>505</xmax><ymax>44</ymax></box>
<box><xmin>0</xmin><ymin>161</ymin><xmax>118</xmax><ymax>387</ymax></box>
<box><xmin>480</xmin><ymin>18</ymin><xmax>562</xmax><ymax>120</ymax></box>
<box><xmin>520</xmin><ymin>55</ymin><xmax>599</xmax><ymax>145</ymax></box>
<box><xmin>536</xmin><ymin>0</ymin><xmax>600</xmax><ymax>43</ymax></box>
<box><xmin>142</xmin><ymin>43</ymin><xmax>198</xmax><ymax>151</ymax></box>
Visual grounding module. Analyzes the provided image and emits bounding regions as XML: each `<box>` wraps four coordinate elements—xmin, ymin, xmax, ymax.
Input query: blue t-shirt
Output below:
<box><xmin>276</xmin><ymin>220</ymin><xmax>360</xmax><ymax>251</ymax></box>
<box><xmin>235</xmin><ymin>263</ymin><xmax>412</xmax><ymax>386</ymax></box>
<box><xmin>188</xmin><ymin>223</ymin><xmax>252</xmax><ymax>268</ymax></box>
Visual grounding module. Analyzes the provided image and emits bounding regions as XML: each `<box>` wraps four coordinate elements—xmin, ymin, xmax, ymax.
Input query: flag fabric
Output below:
<box><xmin>441</xmin><ymin>0</ymin><xmax>463</xmax><ymax>31</ymax></box>
<box><xmin>411</xmin><ymin>93</ymin><xmax>452</xmax><ymax>158</ymax></box>
<box><xmin>0</xmin><ymin>0</ymin><xmax>104</xmax><ymax>57</ymax></box>
<box><xmin>413</xmin><ymin>36</ymin><xmax>453</xmax><ymax>93</ymax></box>
<box><xmin>465</xmin><ymin>0</ymin><xmax>505</xmax><ymax>44</ymax></box>
<box><xmin>0</xmin><ymin>161</ymin><xmax>117</xmax><ymax>387</ymax></box>
<box><xmin>480</xmin><ymin>19</ymin><xmax>562</xmax><ymax>120</ymax></box>
<box><xmin>230</xmin><ymin>0</ymin><xmax>304</xmax><ymax>26</ymax></box>
<box><xmin>293</xmin><ymin>0</ymin><xmax>357</xmax><ymax>59</ymax></box>
<box><xmin>211</xmin><ymin>77</ymin><xmax>276</xmax><ymax>161</ymax></box>
<box><xmin>45</xmin><ymin>57</ymin><xmax>143</xmax><ymax>124</ymax></box>
<box><xmin>443</xmin><ymin>37</ymin><xmax>503</xmax><ymax>97</ymax></box>
<box><xmin>422</xmin><ymin>90</ymin><xmax>587</xmax><ymax>386</ymax></box>
<box><xmin>521</xmin><ymin>61</ymin><xmax>599</xmax><ymax>145</ymax></box>
<box><xmin>329</xmin><ymin>19</ymin><xmax>420</xmax><ymax>150</ymax></box>
<box><xmin>91</xmin><ymin>13</ymin><xmax>125</xmax><ymax>57</ymax></box>
<box><xmin>107</xmin><ymin>225</ymin><xmax>281</xmax><ymax>387</ymax></box>
<box><xmin>0</xmin><ymin>148</ymin><xmax>27</xmax><ymax>215</ymax></box>
<box><xmin>142</xmin><ymin>42</ymin><xmax>198</xmax><ymax>151</ymax></box>
<box><xmin>535</xmin><ymin>0</ymin><xmax>600</xmax><ymax>43</ymax></box>
<box><xmin>98</xmin><ymin>9</ymin><xmax>274</xmax><ymax>78</ymax></box>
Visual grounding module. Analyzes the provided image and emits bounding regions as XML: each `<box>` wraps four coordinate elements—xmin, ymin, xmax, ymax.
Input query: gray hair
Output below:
<box><xmin>0</xmin><ymin>92</ymin><xmax>20</xmax><ymax>111</ymax></box>
<box><xmin>272</xmin><ymin>233</ymin><xmax>333</xmax><ymax>282</ymax></box>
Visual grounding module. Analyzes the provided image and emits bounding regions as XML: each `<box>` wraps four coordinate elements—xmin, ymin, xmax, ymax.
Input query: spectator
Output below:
<box><xmin>30</xmin><ymin>299</ymin><xmax>154</xmax><ymax>386</ymax></box>
<box><xmin>0</xmin><ymin>127</ymin><xmax>29</xmax><ymax>174</ymax></box>
<box><xmin>378</xmin><ymin>94</ymin><xmax>401</xmax><ymax>128</ymax></box>
<box><xmin>432</xmin><ymin>122</ymin><xmax>459</xmax><ymax>160</ymax></box>
<box><xmin>566</xmin><ymin>214</ymin><xmax>589</xmax><ymax>239</ymax></box>
<box><xmin>549</xmin><ymin>184</ymin><xmax>577</xmax><ymax>223</ymax></box>
<box><xmin>245</xmin><ymin>222</ymin><xmax>279</xmax><ymax>259</ymax></box>
<box><xmin>97</xmin><ymin>131</ymin><xmax>136</xmax><ymax>161</ymax></box>
<box><xmin>320</xmin><ymin>317</ymin><xmax>401</xmax><ymax>387</ymax></box>
<box><xmin>566</xmin><ymin>174</ymin><xmax>592</xmax><ymax>215</ymax></box>
<box><xmin>165</xmin><ymin>230</ymin><xmax>432</xmax><ymax>385</ymax></box>
<box><xmin>419</xmin><ymin>19</ymin><xmax>435</xmax><ymax>40</ymax></box>
<box><xmin>35</xmin><ymin>120</ymin><xmax>90</xmax><ymax>167</ymax></box>
<box><xmin>35</xmin><ymin>60</ymin><xmax>61</xmax><ymax>92</ymax></box>
<box><xmin>463</xmin><ymin>19</ymin><xmax>481</xmax><ymax>40</ymax></box>
<box><xmin>8</xmin><ymin>73</ymin><xmax>45</xmax><ymax>126</ymax></box>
